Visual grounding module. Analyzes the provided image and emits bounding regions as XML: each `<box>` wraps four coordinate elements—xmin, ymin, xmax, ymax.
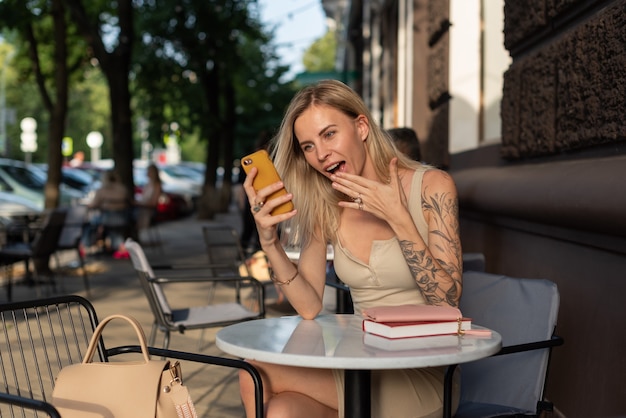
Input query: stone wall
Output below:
<box><xmin>451</xmin><ymin>1</ymin><xmax>626</xmax><ymax>416</ymax></box>
<box><xmin>424</xmin><ymin>0</ymin><xmax>451</xmax><ymax>168</ymax></box>
<box><xmin>501</xmin><ymin>0</ymin><xmax>626</xmax><ymax>159</ymax></box>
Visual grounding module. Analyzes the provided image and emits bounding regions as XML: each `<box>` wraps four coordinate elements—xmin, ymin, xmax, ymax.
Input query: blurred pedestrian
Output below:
<box><xmin>133</xmin><ymin>163</ymin><xmax>163</xmax><ymax>243</ymax></box>
<box><xmin>84</xmin><ymin>169</ymin><xmax>132</xmax><ymax>257</ymax></box>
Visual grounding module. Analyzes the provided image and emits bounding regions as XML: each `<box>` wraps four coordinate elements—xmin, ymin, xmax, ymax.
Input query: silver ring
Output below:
<box><xmin>352</xmin><ymin>194</ymin><xmax>362</xmax><ymax>205</ymax></box>
<box><xmin>252</xmin><ymin>201</ymin><xmax>264</xmax><ymax>213</ymax></box>
<box><xmin>358</xmin><ymin>202</ymin><xmax>363</xmax><ymax>210</ymax></box>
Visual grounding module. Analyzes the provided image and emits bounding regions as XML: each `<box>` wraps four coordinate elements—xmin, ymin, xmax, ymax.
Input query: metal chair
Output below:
<box><xmin>0</xmin><ymin>208</ymin><xmax>66</xmax><ymax>300</ymax></box>
<box><xmin>0</xmin><ymin>294</ymin><xmax>264</xmax><ymax>418</ymax></box>
<box><xmin>201</xmin><ymin>223</ymin><xmax>281</xmax><ymax>303</ymax></box>
<box><xmin>443</xmin><ymin>271</ymin><xmax>564</xmax><ymax>418</ymax></box>
<box><xmin>125</xmin><ymin>238</ymin><xmax>265</xmax><ymax>350</ymax></box>
<box><xmin>0</xmin><ymin>392</ymin><xmax>62</xmax><ymax>417</ymax></box>
<box><xmin>53</xmin><ymin>204</ymin><xmax>90</xmax><ymax>295</ymax></box>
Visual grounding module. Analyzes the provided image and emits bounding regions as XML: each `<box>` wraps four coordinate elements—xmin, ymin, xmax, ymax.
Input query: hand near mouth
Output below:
<box><xmin>331</xmin><ymin>158</ymin><xmax>409</xmax><ymax>220</ymax></box>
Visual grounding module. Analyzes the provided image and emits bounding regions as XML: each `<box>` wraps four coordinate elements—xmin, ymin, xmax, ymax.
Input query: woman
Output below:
<box><xmin>85</xmin><ymin>170</ymin><xmax>131</xmax><ymax>257</ymax></box>
<box><xmin>134</xmin><ymin>163</ymin><xmax>162</xmax><ymax>237</ymax></box>
<box><xmin>241</xmin><ymin>80</ymin><xmax>463</xmax><ymax>418</ymax></box>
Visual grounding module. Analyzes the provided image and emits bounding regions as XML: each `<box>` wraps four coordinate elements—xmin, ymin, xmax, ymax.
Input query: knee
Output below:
<box><xmin>265</xmin><ymin>393</ymin><xmax>295</xmax><ymax>418</ymax></box>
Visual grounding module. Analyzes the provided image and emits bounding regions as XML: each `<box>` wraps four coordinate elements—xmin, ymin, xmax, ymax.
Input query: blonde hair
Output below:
<box><xmin>271</xmin><ymin>79</ymin><xmax>422</xmax><ymax>247</ymax></box>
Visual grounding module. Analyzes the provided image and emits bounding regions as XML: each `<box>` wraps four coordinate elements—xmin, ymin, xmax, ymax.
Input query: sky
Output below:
<box><xmin>257</xmin><ymin>0</ymin><xmax>327</xmax><ymax>79</ymax></box>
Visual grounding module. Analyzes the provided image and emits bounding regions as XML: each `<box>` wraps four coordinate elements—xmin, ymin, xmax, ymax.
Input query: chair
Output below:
<box><xmin>202</xmin><ymin>223</ymin><xmax>256</xmax><ymax>278</ymax></box>
<box><xmin>125</xmin><ymin>238</ymin><xmax>266</xmax><ymax>350</ymax></box>
<box><xmin>0</xmin><ymin>392</ymin><xmax>62</xmax><ymax>417</ymax></box>
<box><xmin>443</xmin><ymin>271</ymin><xmax>564</xmax><ymax>418</ymax></box>
<box><xmin>0</xmin><ymin>208</ymin><xmax>67</xmax><ymax>300</ymax></box>
<box><xmin>461</xmin><ymin>252</ymin><xmax>486</xmax><ymax>272</ymax></box>
<box><xmin>202</xmin><ymin>223</ymin><xmax>278</xmax><ymax>302</ymax></box>
<box><xmin>0</xmin><ymin>294</ymin><xmax>264</xmax><ymax>418</ymax></box>
<box><xmin>53</xmin><ymin>204</ymin><xmax>90</xmax><ymax>294</ymax></box>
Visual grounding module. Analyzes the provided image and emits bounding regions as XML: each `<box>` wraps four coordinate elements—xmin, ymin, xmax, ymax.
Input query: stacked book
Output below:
<box><xmin>361</xmin><ymin>304</ymin><xmax>472</xmax><ymax>339</ymax></box>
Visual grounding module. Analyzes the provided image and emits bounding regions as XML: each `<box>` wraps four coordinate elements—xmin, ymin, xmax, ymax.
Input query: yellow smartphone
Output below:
<box><xmin>241</xmin><ymin>150</ymin><xmax>294</xmax><ymax>215</ymax></box>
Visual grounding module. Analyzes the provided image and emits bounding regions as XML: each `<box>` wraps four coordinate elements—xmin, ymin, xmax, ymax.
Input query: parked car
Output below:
<box><xmin>0</xmin><ymin>191</ymin><xmax>43</xmax><ymax>245</ymax></box>
<box><xmin>0</xmin><ymin>158</ymin><xmax>84</xmax><ymax>209</ymax></box>
<box><xmin>34</xmin><ymin>164</ymin><xmax>101</xmax><ymax>195</ymax></box>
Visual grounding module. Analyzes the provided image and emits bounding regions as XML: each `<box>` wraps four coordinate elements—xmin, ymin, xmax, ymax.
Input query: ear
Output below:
<box><xmin>355</xmin><ymin>115</ymin><xmax>370</xmax><ymax>142</ymax></box>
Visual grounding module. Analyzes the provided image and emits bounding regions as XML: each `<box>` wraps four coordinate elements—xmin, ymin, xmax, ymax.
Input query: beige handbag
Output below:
<box><xmin>51</xmin><ymin>314</ymin><xmax>197</xmax><ymax>418</ymax></box>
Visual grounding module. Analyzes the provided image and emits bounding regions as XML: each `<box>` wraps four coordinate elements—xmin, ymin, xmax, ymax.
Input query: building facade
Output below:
<box><xmin>324</xmin><ymin>0</ymin><xmax>626</xmax><ymax>416</ymax></box>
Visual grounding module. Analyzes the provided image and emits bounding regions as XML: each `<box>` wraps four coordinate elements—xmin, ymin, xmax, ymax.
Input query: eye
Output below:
<box><xmin>324</xmin><ymin>130</ymin><xmax>335</xmax><ymax>139</ymax></box>
<box><xmin>301</xmin><ymin>143</ymin><xmax>314</xmax><ymax>152</ymax></box>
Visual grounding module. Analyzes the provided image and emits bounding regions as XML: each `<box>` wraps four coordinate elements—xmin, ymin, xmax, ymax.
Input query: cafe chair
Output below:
<box><xmin>0</xmin><ymin>392</ymin><xmax>61</xmax><ymax>418</ymax></box>
<box><xmin>461</xmin><ymin>252</ymin><xmax>486</xmax><ymax>272</ymax></box>
<box><xmin>0</xmin><ymin>294</ymin><xmax>264</xmax><ymax>418</ymax></box>
<box><xmin>53</xmin><ymin>204</ymin><xmax>90</xmax><ymax>295</ymax></box>
<box><xmin>125</xmin><ymin>238</ymin><xmax>265</xmax><ymax>350</ymax></box>
<box><xmin>0</xmin><ymin>208</ymin><xmax>66</xmax><ymax>300</ymax></box>
<box><xmin>202</xmin><ymin>223</ymin><xmax>278</xmax><ymax>303</ymax></box>
<box><xmin>443</xmin><ymin>271</ymin><xmax>564</xmax><ymax>418</ymax></box>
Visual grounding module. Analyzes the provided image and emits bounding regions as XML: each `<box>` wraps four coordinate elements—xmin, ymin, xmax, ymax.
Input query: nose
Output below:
<box><xmin>316</xmin><ymin>143</ymin><xmax>331</xmax><ymax>162</ymax></box>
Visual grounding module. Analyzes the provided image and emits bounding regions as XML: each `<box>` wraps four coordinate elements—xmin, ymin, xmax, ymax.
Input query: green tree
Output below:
<box><xmin>0</xmin><ymin>0</ymin><xmax>89</xmax><ymax>208</ymax></box>
<box><xmin>302</xmin><ymin>29</ymin><xmax>337</xmax><ymax>72</ymax></box>
<box><xmin>133</xmin><ymin>0</ymin><xmax>295</xmax><ymax>217</ymax></box>
<box><xmin>63</xmin><ymin>0</ymin><xmax>136</xmax><ymax>195</ymax></box>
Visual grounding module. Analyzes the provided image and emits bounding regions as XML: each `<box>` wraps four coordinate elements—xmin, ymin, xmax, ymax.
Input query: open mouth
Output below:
<box><xmin>326</xmin><ymin>161</ymin><xmax>345</xmax><ymax>175</ymax></box>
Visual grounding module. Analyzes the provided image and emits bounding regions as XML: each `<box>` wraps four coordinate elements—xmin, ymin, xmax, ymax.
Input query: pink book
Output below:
<box><xmin>362</xmin><ymin>304</ymin><xmax>462</xmax><ymax>323</ymax></box>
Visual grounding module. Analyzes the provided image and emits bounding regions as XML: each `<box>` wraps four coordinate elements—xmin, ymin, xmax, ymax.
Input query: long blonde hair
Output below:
<box><xmin>271</xmin><ymin>80</ymin><xmax>422</xmax><ymax>247</ymax></box>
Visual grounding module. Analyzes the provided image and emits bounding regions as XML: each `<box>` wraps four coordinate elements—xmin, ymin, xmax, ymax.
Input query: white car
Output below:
<box><xmin>0</xmin><ymin>158</ymin><xmax>84</xmax><ymax>209</ymax></box>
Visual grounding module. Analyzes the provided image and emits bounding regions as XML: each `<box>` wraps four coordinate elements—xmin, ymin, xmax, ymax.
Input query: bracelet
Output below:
<box><xmin>271</xmin><ymin>270</ymin><xmax>299</xmax><ymax>286</ymax></box>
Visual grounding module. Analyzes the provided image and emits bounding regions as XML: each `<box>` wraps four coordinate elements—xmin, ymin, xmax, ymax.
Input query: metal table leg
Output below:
<box><xmin>345</xmin><ymin>369</ymin><xmax>370</xmax><ymax>418</ymax></box>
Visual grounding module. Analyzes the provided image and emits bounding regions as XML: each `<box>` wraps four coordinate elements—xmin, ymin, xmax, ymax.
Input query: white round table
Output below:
<box><xmin>217</xmin><ymin>314</ymin><xmax>501</xmax><ymax>417</ymax></box>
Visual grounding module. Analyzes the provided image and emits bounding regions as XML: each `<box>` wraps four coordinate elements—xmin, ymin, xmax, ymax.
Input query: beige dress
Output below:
<box><xmin>332</xmin><ymin>167</ymin><xmax>460</xmax><ymax>418</ymax></box>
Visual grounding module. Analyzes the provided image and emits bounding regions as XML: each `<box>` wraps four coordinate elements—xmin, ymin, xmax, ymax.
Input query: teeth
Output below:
<box><xmin>327</xmin><ymin>163</ymin><xmax>340</xmax><ymax>172</ymax></box>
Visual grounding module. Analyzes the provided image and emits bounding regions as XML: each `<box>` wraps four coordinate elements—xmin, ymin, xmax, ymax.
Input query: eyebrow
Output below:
<box><xmin>317</xmin><ymin>124</ymin><xmax>336</xmax><ymax>137</ymax></box>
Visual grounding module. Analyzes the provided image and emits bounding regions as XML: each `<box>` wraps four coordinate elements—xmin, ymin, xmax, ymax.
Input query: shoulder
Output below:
<box><xmin>422</xmin><ymin>169</ymin><xmax>457</xmax><ymax>196</ymax></box>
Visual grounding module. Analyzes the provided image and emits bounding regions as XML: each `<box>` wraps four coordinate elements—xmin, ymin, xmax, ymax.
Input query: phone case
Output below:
<box><xmin>241</xmin><ymin>150</ymin><xmax>294</xmax><ymax>215</ymax></box>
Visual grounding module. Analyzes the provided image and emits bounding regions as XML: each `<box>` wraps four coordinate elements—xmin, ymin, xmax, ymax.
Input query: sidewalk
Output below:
<box><xmin>1</xmin><ymin>208</ymin><xmax>327</xmax><ymax>418</ymax></box>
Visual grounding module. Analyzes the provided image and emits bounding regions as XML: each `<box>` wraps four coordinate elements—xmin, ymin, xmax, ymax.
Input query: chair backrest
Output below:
<box><xmin>57</xmin><ymin>205</ymin><xmax>88</xmax><ymax>248</ymax></box>
<box><xmin>31</xmin><ymin>209</ymin><xmax>67</xmax><ymax>257</ymax></box>
<box><xmin>458</xmin><ymin>271</ymin><xmax>560</xmax><ymax>412</ymax></box>
<box><xmin>124</xmin><ymin>238</ymin><xmax>173</xmax><ymax>320</ymax></box>
<box><xmin>202</xmin><ymin>224</ymin><xmax>249</xmax><ymax>278</ymax></box>
<box><xmin>461</xmin><ymin>252</ymin><xmax>485</xmax><ymax>272</ymax></box>
<box><xmin>0</xmin><ymin>295</ymin><xmax>103</xmax><ymax>416</ymax></box>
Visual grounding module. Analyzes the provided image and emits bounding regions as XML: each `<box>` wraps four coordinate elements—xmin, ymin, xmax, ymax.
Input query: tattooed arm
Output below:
<box><xmin>396</xmin><ymin>170</ymin><xmax>463</xmax><ymax>307</ymax></box>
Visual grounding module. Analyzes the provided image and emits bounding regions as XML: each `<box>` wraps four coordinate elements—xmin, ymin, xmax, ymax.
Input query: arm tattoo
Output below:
<box><xmin>398</xmin><ymin>189</ymin><xmax>462</xmax><ymax>306</ymax></box>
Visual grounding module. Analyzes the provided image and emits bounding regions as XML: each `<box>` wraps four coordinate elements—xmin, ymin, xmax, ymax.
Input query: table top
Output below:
<box><xmin>284</xmin><ymin>245</ymin><xmax>334</xmax><ymax>261</ymax></box>
<box><xmin>216</xmin><ymin>315</ymin><xmax>501</xmax><ymax>370</ymax></box>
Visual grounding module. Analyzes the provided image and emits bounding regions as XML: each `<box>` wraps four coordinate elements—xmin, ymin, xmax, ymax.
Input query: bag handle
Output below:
<box><xmin>82</xmin><ymin>314</ymin><xmax>151</xmax><ymax>364</ymax></box>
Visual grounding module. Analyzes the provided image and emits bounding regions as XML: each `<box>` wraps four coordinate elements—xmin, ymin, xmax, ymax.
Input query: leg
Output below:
<box><xmin>239</xmin><ymin>361</ymin><xmax>338</xmax><ymax>418</ymax></box>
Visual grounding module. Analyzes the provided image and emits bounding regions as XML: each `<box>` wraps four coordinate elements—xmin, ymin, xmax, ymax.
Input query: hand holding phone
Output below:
<box><xmin>241</xmin><ymin>150</ymin><xmax>294</xmax><ymax>216</ymax></box>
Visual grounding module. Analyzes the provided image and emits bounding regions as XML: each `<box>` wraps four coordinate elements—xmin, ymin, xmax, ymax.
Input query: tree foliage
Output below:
<box><xmin>0</xmin><ymin>0</ymin><xmax>303</xmax><ymax>217</ymax></box>
<box><xmin>0</xmin><ymin>0</ymin><xmax>90</xmax><ymax>208</ymax></box>
<box><xmin>303</xmin><ymin>29</ymin><xmax>337</xmax><ymax>72</ymax></box>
